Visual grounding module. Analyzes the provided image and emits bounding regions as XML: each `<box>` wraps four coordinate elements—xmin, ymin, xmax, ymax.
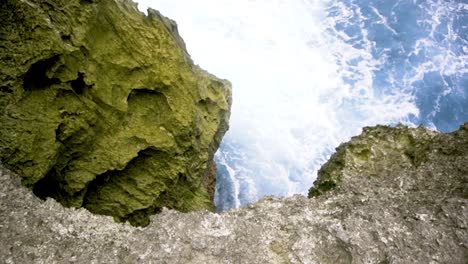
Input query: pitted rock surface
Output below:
<box><xmin>0</xmin><ymin>0</ymin><xmax>231</xmax><ymax>226</ymax></box>
<box><xmin>0</xmin><ymin>124</ymin><xmax>467</xmax><ymax>263</ymax></box>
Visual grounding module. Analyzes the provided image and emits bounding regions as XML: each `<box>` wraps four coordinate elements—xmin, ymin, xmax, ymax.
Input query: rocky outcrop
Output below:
<box><xmin>0</xmin><ymin>124</ymin><xmax>466</xmax><ymax>263</ymax></box>
<box><xmin>309</xmin><ymin>123</ymin><xmax>468</xmax><ymax>199</ymax></box>
<box><xmin>0</xmin><ymin>0</ymin><xmax>231</xmax><ymax>226</ymax></box>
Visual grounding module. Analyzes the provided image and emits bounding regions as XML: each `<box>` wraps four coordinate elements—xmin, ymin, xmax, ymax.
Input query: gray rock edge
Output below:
<box><xmin>0</xmin><ymin>125</ymin><xmax>467</xmax><ymax>264</ymax></box>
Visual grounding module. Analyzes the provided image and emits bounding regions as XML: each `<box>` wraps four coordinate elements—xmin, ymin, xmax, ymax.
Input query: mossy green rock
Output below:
<box><xmin>309</xmin><ymin>124</ymin><xmax>468</xmax><ymax>198</ymax></box>
<box><xmin>0</xmin><ymin>0</ymin><xmax>231</xmax><ymax>226</ymax></box>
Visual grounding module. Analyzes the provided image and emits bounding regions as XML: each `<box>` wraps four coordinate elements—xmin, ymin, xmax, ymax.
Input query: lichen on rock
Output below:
<box><xmin>309</xmin><ymin>124</ymin><xmax>438</xmax><ymax>197</ymax></box>
<box><xmin>0</xmin><ymin>0</ymin><xmax>231</xmax><ymax>226</ymax></box>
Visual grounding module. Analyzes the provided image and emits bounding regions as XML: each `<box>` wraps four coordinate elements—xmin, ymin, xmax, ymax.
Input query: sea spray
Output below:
<box><xmin>135</xmin><ymin>0</ymin><xmax>468</xmax><ymax>210</ymax></box>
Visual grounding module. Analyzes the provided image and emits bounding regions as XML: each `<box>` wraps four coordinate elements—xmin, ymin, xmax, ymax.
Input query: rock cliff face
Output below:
<box><xmin>0</xmin><ymin>0</ymin><xmax>231</xmax><ymax>226</ymax></box>
<box><xmin>0</xmin><ymin>124</ymin><xmax>467</xmax><ymax>263</ymax></box>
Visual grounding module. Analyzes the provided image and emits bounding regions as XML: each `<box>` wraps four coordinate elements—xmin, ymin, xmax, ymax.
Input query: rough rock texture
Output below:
<box><xmin>1</xmin><ymin>124</ymin><xmax>467</xmax><ymax>263</ymax></box>
<box><xmin>203</xmin><ymin>161</ymin><xmax>217</xmax><ymax>203</ymax></box>
<box><xmin>309</xmin><ymin>123</ymin><xmax>468</xmax><ymax>199</ymax></box>
<box><xmin>0</xmin><ymin>0</ymin><xmax>231</xmax><ymax>225</ymax></box>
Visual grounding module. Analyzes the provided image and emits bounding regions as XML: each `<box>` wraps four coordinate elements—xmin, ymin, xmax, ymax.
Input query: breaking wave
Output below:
<box><xmin>135</xmin><ymin>0</ymin><xmax>468</xmax><ymax>211</ymax></box>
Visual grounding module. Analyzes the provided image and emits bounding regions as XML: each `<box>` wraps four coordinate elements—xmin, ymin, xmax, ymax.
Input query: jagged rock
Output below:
<box><xmin>0</xmin><ymin>124</ymin><xmax>466</xmax><ymax>263</ymax></box>
<box><xmin>0</xmin><ymin>0</ymin><xmax>231</xmax><ymax>226</ymax></box>
<box><xmin>309</xmin><ymin>124</ymin><xmax>467</xmax><ymax>198</ymax></box>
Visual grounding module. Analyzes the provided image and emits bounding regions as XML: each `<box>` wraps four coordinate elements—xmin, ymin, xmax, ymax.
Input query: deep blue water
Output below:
<box><xmin>327</xmin><ymin>0</ymin><xmax>467</xmax><ymax>132</ymax></box>
<box><xmin>364</xmin><ymin>0</ymin><xmax>467</xmax><ymax>132</ymax></box>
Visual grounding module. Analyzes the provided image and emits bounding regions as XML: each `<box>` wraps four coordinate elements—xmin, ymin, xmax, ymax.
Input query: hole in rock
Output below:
<box><xmin>70</xmin><ymin>72</ymin><xmax>88</xmax><ymax>94</ymax></box>
<box><xmin>61</xmin><ymin>34</ymin><xmax>71</xmax><ymax>41</ymax></box>
<box><xmin>0</xmin><ymin>86</ymin><xmax>13</xmax><ymax>93</ymax></box>
<box><xmin>23</xmin><ymin>56</ymin><xmax>60</xmax><ymax>91</ymax></box>
<box><xmin>33</xmin><ymin>170</ymin><xmax>62</xmax><ymax>200</ymax></box>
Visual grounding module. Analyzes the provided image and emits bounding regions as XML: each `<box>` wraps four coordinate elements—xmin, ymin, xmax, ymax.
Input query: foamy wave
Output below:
<box><xmin>134</xmin><ymin>0</ymin><xmax>467</xmax><ymax>210</ymax></box>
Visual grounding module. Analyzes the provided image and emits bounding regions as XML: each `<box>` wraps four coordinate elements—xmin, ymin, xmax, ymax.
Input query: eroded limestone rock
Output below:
<box><xmin>0</xmin><ymin>0</ymin><xmax>231</xmax><ymax>226</ymax></box>
<box><xmin>0</xmin><ymin>124</ymin><xmax>466</xmax><ymax>263</ymax></box>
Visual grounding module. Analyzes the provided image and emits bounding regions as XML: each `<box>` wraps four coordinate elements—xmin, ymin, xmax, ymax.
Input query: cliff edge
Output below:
<box><xmin>0</xmin><ymin>124</ymin><xmax>466</xmax><ymax>263</ymax></box>
<box><xmin>0</xmin><ymin>0</ymin><xmax>231</xmax><ymax>226</ymax></box>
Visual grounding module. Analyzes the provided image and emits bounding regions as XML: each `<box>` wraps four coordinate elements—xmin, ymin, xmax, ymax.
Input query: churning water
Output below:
<box><xmin>135</xmin><ymin>0</ymin><xmax>468</xmax><ymax>211</ymax></box>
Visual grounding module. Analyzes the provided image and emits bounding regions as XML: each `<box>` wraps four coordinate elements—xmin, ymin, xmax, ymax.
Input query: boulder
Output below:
<box><xmin>0</xmin><ymin>0</ymin><xmax>231</xmax><ymax>226</ymax></box>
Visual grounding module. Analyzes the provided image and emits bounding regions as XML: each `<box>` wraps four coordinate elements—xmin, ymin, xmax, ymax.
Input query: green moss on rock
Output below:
<box><xmin>309</xmin><ymin>125</ymin><xmax>436</xmax><ymax>198</ymax></box>
<box><xmin>309</xmin><ymin>123</ymin><xmax>468</xmax><ymax>199</ymax></box>
<box><xmin>0</xmin><ymin>0</ymin><xmax>231</xmax><ymax>226</ymax></box>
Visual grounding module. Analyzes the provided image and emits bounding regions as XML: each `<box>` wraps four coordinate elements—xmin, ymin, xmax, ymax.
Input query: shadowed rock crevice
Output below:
<box><xmin>69</xmin><ymin>72</ymin><xmax>92</xmax><ymax>95</ymax></box>
<box><xmin>23</xmin><ymin>56</ymin><xmax>61</xmax><ymax>91</ymax></box>
<box><xmin>82</xmin><ymin>148</ymin><xmax>163</xmax><ymax>224</ymax></box>
<box><xmin>32</xmin><ymin>169</ymin><xmax>62</xmax><ymax>200</ymax></box>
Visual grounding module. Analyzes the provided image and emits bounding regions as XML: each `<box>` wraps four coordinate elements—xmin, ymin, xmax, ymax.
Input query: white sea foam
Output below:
<box><xmin>134</xmin><ymin>0</ymin><xmax>465</xmax><ymax>210</ymax></box>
